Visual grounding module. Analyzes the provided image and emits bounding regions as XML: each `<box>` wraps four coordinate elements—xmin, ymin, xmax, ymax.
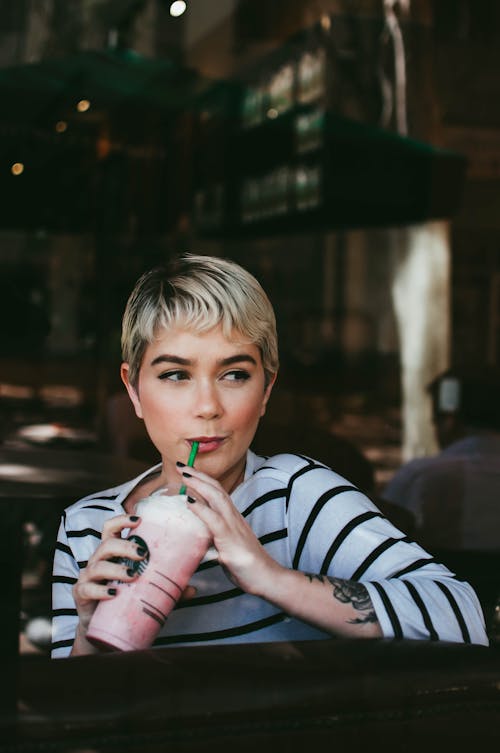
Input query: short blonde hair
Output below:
<box><xmin>122</xmin><ymin>254</ymin><xmax>279</xmax><ymax>388</ymax></box>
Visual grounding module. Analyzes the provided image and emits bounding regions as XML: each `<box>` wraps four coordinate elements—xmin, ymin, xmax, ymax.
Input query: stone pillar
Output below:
<box><xmin>390</xmin><ymin>221</ymin><xmax>451</xmax><ymax>460</ymax></box>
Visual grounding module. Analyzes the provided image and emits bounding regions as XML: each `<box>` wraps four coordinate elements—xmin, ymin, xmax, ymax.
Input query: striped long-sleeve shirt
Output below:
<box><xmin>52</xmin><ymin>450</ymin><xmax>488</xmax><ymax>657</ymax></box>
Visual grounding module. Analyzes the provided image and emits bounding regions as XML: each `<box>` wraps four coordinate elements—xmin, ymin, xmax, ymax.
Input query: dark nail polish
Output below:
<box><xmin>187</xmin><ymin>495</ymin><xmax>196</xmax><ymax>504</ymax></box>
<box><xmin>126</xmin><ymin>567</ymin><xmax>135</xmax><ymax>577</ymax></box>
<box><xmin>108</xmin><ymin>587</ymin><xmax>117</xmax><ymax>596</ymax></box>
<box><xmin>137</xmin><ymin>546</ymin><xmax>147</xmax><ymax>556</ymax></box>
<box><xmin>129</xmin><ymin>515</ymin><xmax>139</xmax><ymax>522</ymax></box>
<box><xmin>176</xmin><ymin>461</ymin><xmax>186</xmax><ymax>467</ymax></box>
<box><xmin>182</xmin><ymin>471</ymin><xmax>192</xmax><ymax>478</ymax></box>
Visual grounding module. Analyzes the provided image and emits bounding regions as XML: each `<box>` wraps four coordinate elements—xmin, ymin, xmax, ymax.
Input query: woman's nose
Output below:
<box><xmin>195</xmin><ymin>381</ymin><xmax>223</xmax><ymax>419</ymax></box>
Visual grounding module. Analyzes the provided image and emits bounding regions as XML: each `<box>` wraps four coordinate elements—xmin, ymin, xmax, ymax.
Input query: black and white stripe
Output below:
<box><xmin>51</xmin><ymin>450</ymin><xmax>488</xmax><ymax>657</ymax></box>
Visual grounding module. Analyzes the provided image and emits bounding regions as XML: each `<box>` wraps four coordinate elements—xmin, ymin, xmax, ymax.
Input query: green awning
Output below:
<box><xmin>0</xmin><ymin>49</ymin><xmax>199</xmax><ymax>124</ymax></box>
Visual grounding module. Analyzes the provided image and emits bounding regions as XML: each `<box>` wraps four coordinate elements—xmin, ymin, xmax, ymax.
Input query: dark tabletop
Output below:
<box><xmin>0</xmin><ymin>445</ymin><xmax>150</xmax><ymax>502</ymax></box>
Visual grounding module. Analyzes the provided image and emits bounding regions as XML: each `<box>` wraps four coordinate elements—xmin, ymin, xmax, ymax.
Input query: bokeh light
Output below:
<box><xmin>170</xmin><ymin>1</ymin><xmax>187</xmax><ymax>18</ymax></box>
<box><xmin>320</xmin><ymin>14</ymin><xmax>331</xmax><ymax>31</ymax></box>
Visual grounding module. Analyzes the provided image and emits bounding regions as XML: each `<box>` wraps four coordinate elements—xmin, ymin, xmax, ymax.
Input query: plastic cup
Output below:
<box><xmin>86</xmin><ymin>486</ymin><xmax>210</xmax><ymax>652</ymax></box>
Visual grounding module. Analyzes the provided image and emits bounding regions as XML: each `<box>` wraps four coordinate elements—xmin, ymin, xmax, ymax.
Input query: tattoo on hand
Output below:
<box><xmin>304</xmin><ymin>573</ymin><xmax>378</xmax><ymax>626</ymax></box>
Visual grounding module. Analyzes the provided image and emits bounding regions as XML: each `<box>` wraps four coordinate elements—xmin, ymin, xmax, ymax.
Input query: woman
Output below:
<box><xmin>52</xmin><ymin>254</ymin><xmax>488</xmax><ymax>657</ymax></box>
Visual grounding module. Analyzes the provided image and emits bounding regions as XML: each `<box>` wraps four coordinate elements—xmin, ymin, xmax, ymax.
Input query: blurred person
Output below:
<box><xmin>383</xmin><ymin>368</ymin><xmax>500</xmax><ymax>551</ymax></box>
<box><xmin>52</xmin><ymin>256</ymin><xmax>488</xmax><ymax>658</ymax></box>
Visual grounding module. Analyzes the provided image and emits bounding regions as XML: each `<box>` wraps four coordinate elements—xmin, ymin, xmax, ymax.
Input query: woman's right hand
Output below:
<box><xmin>72</xmin><ymin>514</ymin><xmax>145</xmax><ymax>632</ymax></box>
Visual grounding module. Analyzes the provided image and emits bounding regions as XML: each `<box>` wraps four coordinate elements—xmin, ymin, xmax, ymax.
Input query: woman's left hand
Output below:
<box><xmin>176</xmin><ymin>465</ymin><xmax>280</xmax><ymax>595</ymax></box>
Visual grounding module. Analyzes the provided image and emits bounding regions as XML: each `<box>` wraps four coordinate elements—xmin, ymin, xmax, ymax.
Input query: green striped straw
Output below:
<box><xmin>179</xmin><ymin>441</ymin><xmax>199</xmax><ymax>495</ymax></box>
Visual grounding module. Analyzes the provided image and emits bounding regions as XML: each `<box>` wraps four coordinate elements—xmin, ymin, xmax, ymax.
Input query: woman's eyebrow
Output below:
<box><xmin>150</xmin><ymin>353</ymin><xmax>258</xmax><ymax>367</ymax></box>
<box><xmin>218</xmin><ymin>354</ymin><xmax>258</xmax><ymax>367</ymax></box>
<box><xmin>150</xmin><ymin>354</ymin><xmax>191</xmax><ymax>366</ymax></box>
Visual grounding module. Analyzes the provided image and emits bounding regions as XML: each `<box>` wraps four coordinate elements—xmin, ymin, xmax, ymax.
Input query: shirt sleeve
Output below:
<box><xmin>51</xmin><ymin>514</ymin><xmax>80</xmax><ymax>658</ymax></box>
<box><xmin>286</xmin><ymin>461</ymin><xmax>488</xmax><ymax>646</ymax></box>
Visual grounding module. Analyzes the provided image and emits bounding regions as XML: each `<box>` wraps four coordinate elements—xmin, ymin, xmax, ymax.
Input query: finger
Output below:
<box><xmin>180</xmin><ymin>472</ymin><xmax>232</xmax><ymax>513</ymax></box>
<box><xmin>73</xmin><ymin>580</ymin><xmax>120</xmax><ymax>604</ymax></box>
<box><xmin>88</xmin><ymin>536</ymin><xmax>147</xmax><ymax>566</ymax></box>
<box><xmin>81</xmin><ymin>559</ymin><xmax>141</xmax><ymax>585</ymax></box>
<box><xmin>186</xmin><ymin>496</ymin><xmax>231</xmax><ymax>538</ymax></box>
<box><xmin>101</xmin><ymin>514</ymin><xmax>141</xmax><ymax>541</ymax></box>
<box><xmin>175</xmin><ymin>464</ymin><xmax>222</xmax><ymax>493</ymax></box>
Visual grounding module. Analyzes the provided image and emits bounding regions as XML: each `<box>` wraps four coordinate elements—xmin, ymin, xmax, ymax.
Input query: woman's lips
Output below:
<box><xmin>189</xmin><ymin>437</ymin><xmax>225</xmax><ymax>453</ymax></box>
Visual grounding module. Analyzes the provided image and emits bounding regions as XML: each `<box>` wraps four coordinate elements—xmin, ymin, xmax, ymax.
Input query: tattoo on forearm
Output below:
<box><xmin>304</xmin><ymin>573</ymin><xmax>378</xmax><ymax>625</ymax></box>
<box><xmin>305</xmin><ymin>573</ymin><xmax>325</xmax><ymax>584</ymax></box>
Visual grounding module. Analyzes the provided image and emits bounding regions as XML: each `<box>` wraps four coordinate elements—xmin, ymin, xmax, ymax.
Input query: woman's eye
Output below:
<box><xmin>158</xmin><ymin>370</ymin><xmax>189</xmax><ymax>382</ymax></box>
<box><xmin>224</xmin><ymin>370</ymin><xmax>250</xmax><ymax>382</ymax></box>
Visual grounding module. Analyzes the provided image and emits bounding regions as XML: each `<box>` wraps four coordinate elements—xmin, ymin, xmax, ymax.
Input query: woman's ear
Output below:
<box><xmin>260</xmin><ymin>372</ymin><xmax>277</xmax><ymax>417</ymax></box>
<box><xmin>120</xmin><ymin>363</ymin><xmax>143</xmax><ymax>419</ymax></box>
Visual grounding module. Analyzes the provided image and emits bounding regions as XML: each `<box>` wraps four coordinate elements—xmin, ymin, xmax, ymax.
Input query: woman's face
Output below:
<box><xmin>121</xmin><ymin>324</ymin><xmax>276</xmax><ymax>493</ymax></box>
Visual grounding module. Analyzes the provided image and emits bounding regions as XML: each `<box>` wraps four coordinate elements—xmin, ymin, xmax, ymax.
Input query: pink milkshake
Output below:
<box><xmin>87</xmin><ymin>487</ymin><xmax>210</xmax><ymax>652</ymax></box>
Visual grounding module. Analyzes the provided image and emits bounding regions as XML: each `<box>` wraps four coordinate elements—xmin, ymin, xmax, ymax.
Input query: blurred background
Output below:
<box><xmin>1</xmin><ymin>0</ymin><xmax>500</xmax><ymax>651</ymax></box>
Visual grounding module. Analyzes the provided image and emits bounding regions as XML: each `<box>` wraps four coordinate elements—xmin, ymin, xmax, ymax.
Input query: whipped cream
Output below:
<box><xmin>135</xmin><ymin>487</ymin><xmax>208</xmax><ymax>533</ymax></box>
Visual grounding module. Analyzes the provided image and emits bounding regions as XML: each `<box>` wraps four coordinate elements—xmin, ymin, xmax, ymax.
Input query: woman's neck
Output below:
<box><xmin>123</xmin><ymin>470</ymin><xmax>163</xmax><ymax>514</ymax></box>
